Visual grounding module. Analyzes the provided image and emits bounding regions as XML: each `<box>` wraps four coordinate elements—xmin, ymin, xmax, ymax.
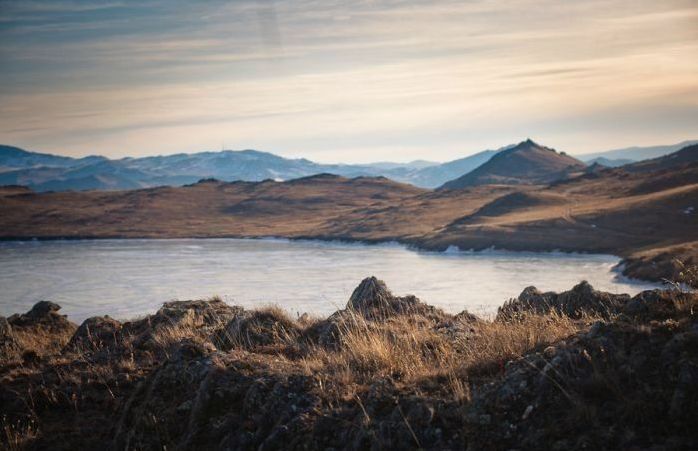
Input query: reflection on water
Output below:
<box><xmin>0</xmin><ymin>239</ymin><xmax>660</xmax><ymax>322</ymax></box>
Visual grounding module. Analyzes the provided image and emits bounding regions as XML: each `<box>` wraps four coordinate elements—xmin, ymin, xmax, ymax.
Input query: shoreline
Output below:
<box><xmin>0</xmin><ymin>237</ymin><xmax>661</xmax><ymax>320</ymax></box>
<box><xmin>0</xmin><ymin>232</ymin><xmax>664</xmax><ymax>286</ymax></box>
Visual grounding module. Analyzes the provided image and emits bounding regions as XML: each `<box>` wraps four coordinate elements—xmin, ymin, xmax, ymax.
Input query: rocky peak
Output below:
<box><xmin>347</xmin><ymin>276</ymin><xmax>394</xmax><ymax>310</ymax></box>
<box><xmin>498</xmin><ymin>281</ymin><xmax>631</xmax><ymax>320</ymax></box>
<box><xmin>569</xmin><ymin>280</ymin><xmax>595</xmax><ymax>297</ymax></box>
<box><xmin>27</xmin><ymin>300</ymin><xmax>61</xmax><ymax>318</ymax></box>
<box><xmin>8</xmin><ymin>300</ymin><xmax>73</xmax><ymax>328</ymax></box>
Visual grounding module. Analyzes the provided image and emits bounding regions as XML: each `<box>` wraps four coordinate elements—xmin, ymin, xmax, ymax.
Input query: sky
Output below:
<box><xmin>0</xmin><ymin>0</ymin><xmax>696</xmax><ymax>163</ymax></box>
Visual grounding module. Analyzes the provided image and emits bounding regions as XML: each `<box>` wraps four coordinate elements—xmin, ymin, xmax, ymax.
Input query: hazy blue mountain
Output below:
<box><xmin>0</xmin><ymin>159</ymin><xmax>154</xmax><ymax>191</ymax></box>
<box><xmin>404</xmin><ymin>149</ymin><xmax>505</xmax><ymax>188</ymax></box>
<box><xmin>586</xmin><ymin>157</ymin><xmax>634</xmax><ymax>167</ymax></box>
<box><xmin>0</xmin><ymin>144</ymin><xmax>106</xmax><ymax>170</ymax></box>
<box><xmin>365</xmin><ymin>160</ymin><xmax>439</xmax><ymax>170</ymax></box>
<box><xmin>2</xmin><ymin>140</ymin><xmax>694</xmax><ymax>192</ymax></box>
<box><xmin>120</xmin><ymin>150</ymin><xmax>325</xmax><ymax>182</ymax></box>
<box><xmin>578</xmin><ymin>140</ymin><xmax>698</xmax><ymax>162</ymax></box>
<box><xmin>0</xmin><ymin>144</ymin><xmax>502</xmax><ymax>191</ymax></box>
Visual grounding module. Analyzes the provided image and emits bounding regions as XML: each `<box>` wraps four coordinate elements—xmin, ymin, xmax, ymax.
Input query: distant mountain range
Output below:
<box><xmin>0</xmin><ymin>139</ymin><xmax>693</xmax><ymax>192</ymax></box>
<box><xmin>623</xmin><ymin>143</ymin><xmax>698</xmax><ymax>173</ymax></box>
<box><xmin>585</xmin><ymin>157</ymin><xmax>635</xmax><ymax>167</ymax></box>
<box><xmin>579</xmin><ymin>140</ymin><xmax>698</xmax><ymax>163</ymax></box>
<box><xmin>0</xmin><ymin>144</ymin><xmax>507</xmax><ymax>191</ymax></box>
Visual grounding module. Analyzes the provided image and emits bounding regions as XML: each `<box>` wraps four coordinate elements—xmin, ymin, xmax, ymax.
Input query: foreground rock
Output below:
<box><xmin>1</xmin><ymin>301</ymin><xmax>77</xmax><ymax>363</ymax></box>
<box><xmin>306</xmin><ymin>276</ymin><xmax>462</xmax><ymax>348</ymax></box>
<box><xmin>497</xmin><ymin>281</ymin><xmax>631</xmax><ymax>320</ymax></box>
<box><xmin>64</xmin><ymin>315</ymin><xmax>123</xmax><ymax>354</ymax></box>
<box><xmin>1</xmin><ymin>278</ymin><xmax>697</xmax><ymax>450</ymax></box>
<box><xmin>0</xmin><ymin>316</ymin><xmax>20</xmax><ymax>363</ymax></box>
<box><xmin>468</xmin><ymin>317</ymin><xmax>698</xmax><ymax>450</ymax></box>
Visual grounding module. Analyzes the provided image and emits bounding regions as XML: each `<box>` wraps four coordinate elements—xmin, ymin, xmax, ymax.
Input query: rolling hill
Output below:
<box><xmin>439</xmin><ymin>140</ymin><xmax>586</xmax><ymax>189</ymax></box>
<box><xmin>623</xmin><ymin>143</ymin><xmax>698</xmax><ymax>173</ymax></box>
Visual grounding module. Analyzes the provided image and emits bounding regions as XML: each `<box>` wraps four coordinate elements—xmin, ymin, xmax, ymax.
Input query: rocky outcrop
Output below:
<box><xmin>466</xmin><ymin>313</ymin><xmax>698</xmax><ymax>450</ymax></box>
<box><xmin>1</xmin><ymin>281</ymin><xmax>697</xmax><ymax>450</ymax></box>
<box><xmin>8</xmin><ymin>301</ymin><xmax>65</xmax><ymax>326</ymax></box>
<box><xmin>306</xmin><ymin>276</ymin><xmax>453</xmax><ymax>348</ymax></box>
<box><xmin>497</xmin><ymin>281</ymin><xmax>631</xmax><ymax>320</ymax></box>
<box><xmin>3</xmin><ymin>301</ymin><xmax>77</xmax><ymax>361</ymax></box>
<box><xmin>124</xmin><ymin>299</ymin><xmax>244</xmax><ymax>352</ymax></box>
<box><xmin>113</xmin><ymin>348</ymin><xmax>322</xmax><ymax>451</ymax></box>
<box><xmin>64</xmin><ymin>315</ymin><xmax>123</xmax><ymax>354</ymax></box>
<box><xmin>217</xmin><ymin>307</ymin><xmax>302</xmax><ymax>351</ymax></box>
<box><xmin>347</xmin><ymin>276</ymin><xmax>394</xmax><ymax>310</ymax></box>
<box><xmin>346</xmin><ymin>276</ymin><xmax>445</xmax><ymax>319</ymax></box>
<box><xmin>112</xmin><ymin>347</ymin><xmax>468</xmax><ymax>450</ymax></box>
<box><xmin>0</xmin><ymin>316</ymin><xmax>20</xmax><ymax>363</ymax></box>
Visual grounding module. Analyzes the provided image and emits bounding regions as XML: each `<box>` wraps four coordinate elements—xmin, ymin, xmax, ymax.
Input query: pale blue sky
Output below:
<box><xmin>1</xmin><ymin>0</ymin><xmax>696</xmax><ymax>163</ymax></box>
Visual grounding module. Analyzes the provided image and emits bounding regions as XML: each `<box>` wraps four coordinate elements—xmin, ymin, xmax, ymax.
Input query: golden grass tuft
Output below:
<box><xmin>1</xmin><ymin>418</ymin><xmax>37</xmax><ymax>451</ymax></box>
<box><xmin>300</xmin><ymin>307</ymin><xmax>587</xmax><ymax>402</ymax></box>
<box><xmin>219</xmin><ymin>304</ymin><xmax>301</xmax><ymax>351</ymax></box>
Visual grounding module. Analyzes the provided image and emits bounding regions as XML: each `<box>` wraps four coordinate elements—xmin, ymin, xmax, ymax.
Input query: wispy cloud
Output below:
<box><xmin>0</xmin><ymin>0</ymin><xmax>696</xmax><ymax>161</ymax></box>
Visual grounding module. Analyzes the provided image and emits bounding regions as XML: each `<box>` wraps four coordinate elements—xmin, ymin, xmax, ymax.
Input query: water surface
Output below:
<box><xmin>0</xmin><ymin>239</ymin><xmax>659</xmax><ymax>322</ymax></box>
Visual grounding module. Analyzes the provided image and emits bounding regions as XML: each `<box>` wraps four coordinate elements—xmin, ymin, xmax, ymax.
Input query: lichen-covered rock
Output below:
<box><xmin>347</xmin><ymin>276</ymin><xmax>394</xmax><ymax>310</ymax></box>
<box><xmin>622</xmin><ymin>288</ymin><xmax>689</xmax><ymax>320</ymax></box>
<box><xmin>435</xmin><ymin>310</ymin><xmax>482</xmax><ymax>341</ymax></box>
<box><xmin>124</xmin><ymin>299</ymin><xmax>244</xmax><ymax>352</ymax></box>
<box><xmin>5</xmin><ymin>301</ymin><xmax>77</xmax><ymax>358</ymax></box>
<box><xmin>465</xmin><ymin>315</ymin><xmax>698</xmax><ymax>450</ymax></box>
<box><xmin>347</xmin><ymin>276</ymin><xmax>445</xmax><ymax>319</ymax></box>
<box><xmin>306</xmin><ymin>276</ymin><xmax>452</xmax><ymax>348</ymax></box>
<box><xmin>2</xmin><ymin>282</ymin><xmax>697</xmax><ymax>450</ymax></box>
<box><xmin>218</xmin><ymin>307</ymin><xmax>302</xmax><ymax>350</ymax></box>
<box><xmin>8</xmin><ymin>300</ymin><xmax>70</xmax><ymax>327</ymax></box>
<box><xmin>64</xmin><ymin>315</ymin><xmax>123</xmax><ymax>354</ymax></box>
<box><xmin>0</xmin><ymin>316</ymin><xmax>20</xmax><ymax>363</ymax></box>
<box><xmin>112</xmin><ymin>348</ymin><xmax>321</xmax><ymax>451</ymax></box>
<box><xmin>497</xmin><ymin>281</ymin><xmax>631</xmax><ymax>320</ymax></box>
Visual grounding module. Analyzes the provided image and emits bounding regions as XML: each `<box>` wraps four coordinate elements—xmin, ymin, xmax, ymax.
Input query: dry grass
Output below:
<box><xmin>299</xmin><ymin>308</ymin><xmax>586</xmax><ymax>402</ymax></box>
<box><xmin>0</xmin><ymin>295</ymin><xmax>606</xmax><ymax>450</ymax></box>
<box><xmin>320</xmin><ymin>312</ymin><xmax>455</xmax><ymax>381</ymax></box>
<box><xmin>13</xmin><ymin>328</ymin><xmax>73</xmax><ymax>358</ymax></box>
<box><xmin>217</xmin><ymin>304</ymin><xmax>301</xmax><ymax>351</ymax></box>
<box><xmin>661</xmin><ymin>261</ymin><xmax>698</xmax><ymax>314</ymax></box>
<box><xmin>151</xmin><ymin>321</ymin><xmax>204</xmax><ymax>352</ymax></box>
<box><xmin>3</xmin><ymin>325</ymin><xmax>75</xmax><ymax>366</ymax></box>
<box><xmin>675</xmin><ymin>261</ymin><xmax>698</xmax><ymax>291</ymax></box>
<box><xmin>1</xmin><ymin>418</ymin><xmax>37</xmax><ymax>451</ymax></box>
<box><xmin>461</xmin><ymin>311</ymin><xmax>583</xmax><ymax>375</ymax></box>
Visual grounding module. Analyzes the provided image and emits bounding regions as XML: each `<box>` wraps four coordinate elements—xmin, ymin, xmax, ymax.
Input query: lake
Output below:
<box><xmin>0</xmin><ymin>239</ymin><xmax>660</xmax><ymax>322</ymax></box>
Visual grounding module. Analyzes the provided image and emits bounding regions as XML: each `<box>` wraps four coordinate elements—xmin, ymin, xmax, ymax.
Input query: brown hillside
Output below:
<box><xmin>0</xmin><ymin>146</ymin><xmax>697</xmax><ymax>284</ymax></box>
<box><xmin>624</xmin><ymin>143</ymin><xmax>698</xmax><ymax>173</ymax></box>
<box><xmin>0</xmin><ymin>175</ymin><xmax>425</xmax><ymax>239</ymax></box>
<box><xmin>439</xmin><ymin>139</ymin><xmax>585</xmax><ymax>189</ymax></box>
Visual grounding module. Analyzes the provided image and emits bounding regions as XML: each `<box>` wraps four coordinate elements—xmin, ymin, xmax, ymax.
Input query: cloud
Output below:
<box><xmin>0</xmin><ymin>0</ymin><xmax>696</xmax><ymax>161</ymax></box>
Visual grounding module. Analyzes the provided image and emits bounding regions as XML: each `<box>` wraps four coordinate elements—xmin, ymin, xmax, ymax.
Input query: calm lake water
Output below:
<box><xmin>0</xmin><ymin>239</ymin><xmax>660</xmax><ymax>322</ymax></box>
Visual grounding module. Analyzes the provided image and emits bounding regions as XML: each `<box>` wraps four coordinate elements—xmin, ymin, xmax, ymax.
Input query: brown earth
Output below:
<box><xmin>439</xmin><ymin>139</ymin><xmax>586</xmax><ymax>189</ymax></box>
<box><xmin>1</xmin><ymin>278</ymin><xmax>697</xmax><ymax>450</ymax></box>
<box><xmin>0</xmin><ymin>159</ymin><xmax>697</xmax><ymax>285</ymax></box>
